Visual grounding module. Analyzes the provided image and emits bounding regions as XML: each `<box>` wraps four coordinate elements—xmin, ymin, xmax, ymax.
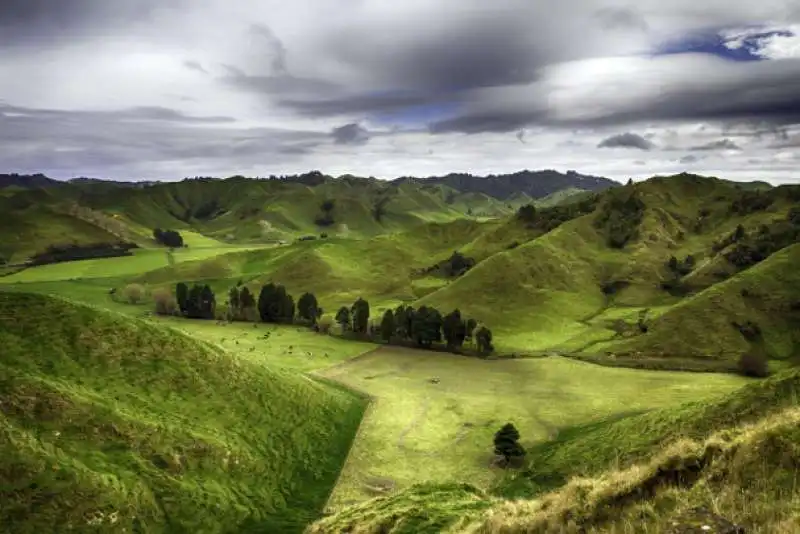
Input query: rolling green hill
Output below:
<box><xmin>0</xmin><ymin>292</ymin><xmax>367</xmax><ymax>532</ymax></box>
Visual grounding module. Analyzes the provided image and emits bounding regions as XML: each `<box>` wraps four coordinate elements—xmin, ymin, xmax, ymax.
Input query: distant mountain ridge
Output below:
<box><xmin>0</xmin><ymin>169</ymin><xmax>618</xmax><ymax>201</ymax></box>
<box><xmin>394</xmin><ymin>169</ymin><xmax>619</xmax><ymax>199</ymax></box>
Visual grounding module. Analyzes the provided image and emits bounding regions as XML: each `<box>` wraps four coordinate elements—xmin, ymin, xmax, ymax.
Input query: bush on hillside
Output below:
<box><xmin>733</xmin><ymin>320</ymin><xmax>762</xmax><ymax>341</ymax></box>
<box><xmin>738</xmin><ymin>350</ymin><xmax>769</xmax><ymax>378</ymax></box>
<box><xmin>730</xmin><ymin>191</ymin><xmax>773</xmax><ymax>215</ymax></box>
<box><xmin>315</xmin><ymin>199</ymin><xmax>336</xmax><ymax>226</ymax></box>
<box><xmin>153</xmin><ymin>228</ymin><xmax>184</xmax><ymax>248</ymax></box>
<box><xmin>122</xmin><ymin>283</ymin><xmax>146</xmax><ymax>304</ymax></box>
<box><xmin>417</xmin><ymin>251</ymin><xmax>476</xmax><ymax>278</ymax></box>
<box><xmin>601</xmin><ymin>280</ymin><xmax>631</xmax><ymax>296</ymax></box>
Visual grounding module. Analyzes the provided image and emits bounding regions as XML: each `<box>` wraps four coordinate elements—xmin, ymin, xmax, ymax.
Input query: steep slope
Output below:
<box><xmin>600</xmin><ymin>244</ymin><xmax>800</xmax><ymax>362</ymax></box>
<box><xmin>309</xmin><ymin>367</ymin><xmax>800</xmax><ymax>533</ymax></box>
<box><xmin>0</xmin><ymin>292</ymin><xmax>367</xmax><ymax>533</ymax></box>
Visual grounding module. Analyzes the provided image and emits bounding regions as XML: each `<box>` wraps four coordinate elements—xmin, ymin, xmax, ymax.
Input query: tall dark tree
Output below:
<box><xmin>412</xmin><ymin>306</ymin><xmax>443</xmax><ymax>347</ymax></box>
<box><xmin>176</xmin><ymin>282</ymin><xmax>189</xmax><ymax>316</ymax></box>
<box><xmin>200</xmin><ymin>285</ymin><xmax>216</xmax><ymax>319</ymax></box>
<box><xmin>257</xmin><ymin>283</ymin><xmax>282</xmax><ymax>322</ymax></box>
<box><xmin>443</xmin><ymin>309</ymin><xmax>467</xmax><ymax>350</ymax></box>
<box><xmin>258</xmin><ymin>283</ymin><xmax>295</xmax><ymax>323</ymax></box>
<box><xmin>494</xmin><ymin>423</ymin><xmax>526</xmax><ymax>465</ymax></box>
<box><xmin>335</xmin><ymin>306</ymin><xmax>351</xmax><ymax>331</ymax></box>
<box><xmin>351</xmin><ymin>297</ymin><xmax>370</xmax><ymax>334</ymax></box>
<box><xmin>298</xmin><ymin>292</ymin><xmax>321</xmax><ymax>324</ymax></box>
<box><xmin>380</xmin><ymin>309</ymin><xmax>395</xmax><ymax>342</ymax></box>
<box><xmin>394</xmin><ymin>305</ymin><xmax>410</xmax><ymax>339</ymax></box>
<box><xmin>476</xmin><ymin>326</ymin><xmax>494</xmax><ymax>355</ymax></box>
<box><xmin>229</xmin><ymin>286</ymin><xmax>240</xmax><ymax>318</ymax></box>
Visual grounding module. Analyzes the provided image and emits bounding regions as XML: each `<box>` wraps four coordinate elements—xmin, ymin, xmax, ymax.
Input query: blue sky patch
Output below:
<box><xmin>653</xmin><ymin>27</ymin><xmax>794</xmax><ymax>61</ymax></box>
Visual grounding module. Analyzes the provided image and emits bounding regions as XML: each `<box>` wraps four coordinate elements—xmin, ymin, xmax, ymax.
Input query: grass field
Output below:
<box><xmin>318</xmin><ymin>346</ymin><xmax>749</xmax><ymax>510</ymax></box>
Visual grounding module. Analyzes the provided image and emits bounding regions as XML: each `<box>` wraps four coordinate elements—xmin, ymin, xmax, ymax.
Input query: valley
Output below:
<box><xmin>1</xmin><ymin>171</ymin><xmax>799</xmax><ymax>533</ymax></box>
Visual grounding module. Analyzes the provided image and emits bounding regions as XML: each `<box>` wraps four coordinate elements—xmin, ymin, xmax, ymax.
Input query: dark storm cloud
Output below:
<box><xmin>331</xmin><ymin>123</ymin><xmax>370</xmax><ymax>145</ymax></box>
<box><xmin>690</xmin><ymin>138</ymin><xmax>741</xmax><ymax>150</ymax></box>
<box><xmin>680</xmin><ymin>154</ymin><xmax>702</xmax><ymax>163</ymax></box>
<box><xmin>598</xmin><ymin>133</ymin><xmax>655</xmax><ymax>150</ymax></box>
<box><xmin>0</xmin><ymin>0</ymin><xmax>180</xmax><ymax>46</ymax></box>
<box><xmin>323</xmin><ymin>14</ymin><xmax>545</xmax><ymax>94</ymax></box>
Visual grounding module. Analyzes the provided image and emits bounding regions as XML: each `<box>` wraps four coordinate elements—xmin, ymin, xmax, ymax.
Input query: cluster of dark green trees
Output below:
<box><xmin>334</xmin><ymin>299</ymin><xmax>495</xmax><ymax>355</ymax></box>
<box><xmin>29</xmin><ymin>241</ymin><xmax>138</xmax><ymax>265</ymax></box>
<box><xmin>153</xmin><ymin>228</ymin><xmax>184</xmax><ymax>248</ymax></box>
<box><xmin>594</xmin><ymin>190</ymin><xmax>645</xmax><ymax>249</ymax></box>
<box><xmin>516</xmin><ymin>197</ymin><xmax>596</xmax><ymax>233</ymax></box>
<box><xmin>416</xmin><ymin>251</ymin><xmax>476</xmax><ymax>278</ymax></box>
<box><xmin>173</xmin><ymin>281</ymin><xmax>323</xmax><ymax>326</ymax></box>
<box><xmin>175</xmin><ymin>282</ymin><xmax>216</xmax><ymax>319</ymax></box>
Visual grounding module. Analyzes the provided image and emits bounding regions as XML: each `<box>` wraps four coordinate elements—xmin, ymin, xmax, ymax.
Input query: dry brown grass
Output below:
<box><xmin>465</xmin><ymin>407</ymin><xmax>800</xmax><ymax>534</ymax></box>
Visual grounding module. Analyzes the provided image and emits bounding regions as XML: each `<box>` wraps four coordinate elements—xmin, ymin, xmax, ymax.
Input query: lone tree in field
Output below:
<box><xmin>335</xmin><ymin>306</ymin><xmax>351</xmax><ymax>331</ymax></box>
<box><xmin>380</xmin><ymin>309</ymin><xmax>395</xmax><ymax>342</ymax></box>
<box><xmin>298</xmin><ymin>292</ymin><xmax>322</xmax><ymax>324</ymax></box>
<box><xmin>351</xmin><ymin>297</ymin><xmax>370</xmax><ymax>334</ymax></box>
<box><xmin>494</xmin><ymin>423</ymin><xmax>526</xmax><ymax>466</ymax></box>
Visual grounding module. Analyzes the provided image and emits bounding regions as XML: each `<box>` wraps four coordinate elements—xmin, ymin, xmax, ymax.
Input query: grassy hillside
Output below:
<box><xmin>309</xmin><ymin>366</ymin><xmax>800</xmax><ymax>533</ymax></box>
<box><xmin>598</xmin><ymin>244</ymin><xmax>800</xmax><ymax>363</ymax></box>
<box><xmin>0</xmin><ymin>292</ymin><xmax>368</xmax><ymax>533</ymax></box>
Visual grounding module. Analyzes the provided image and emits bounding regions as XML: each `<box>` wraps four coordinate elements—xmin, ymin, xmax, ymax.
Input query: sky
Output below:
<box><xmin>1</xmin><ymin>1</ymin><xmax>799</xmax><ymax>183</ymax></box>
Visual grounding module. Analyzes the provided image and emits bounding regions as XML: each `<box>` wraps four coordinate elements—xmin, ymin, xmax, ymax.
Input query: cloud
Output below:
<box><xmin>598</xmin><ymin>133</ymin><xmax>655</xmax><ymax>150</ymax></box>
<box><xmin>690</xmin><ymin>138</ymin><xmax>742</xmax><ymax>150</ymax></box>
<box><xmin>679</xmin><ymin>154</ymin><xmax>702</xmax><ymax>163</ymax></box>
<box><xmin>331</xmin><ymin>123</ymin><xmax>371</xmax><ymax>145</ymax></box>
<box><xmin>183</xmin><ymin>60</ymin><xmax>208</xmax><ymax>74</ymax></box>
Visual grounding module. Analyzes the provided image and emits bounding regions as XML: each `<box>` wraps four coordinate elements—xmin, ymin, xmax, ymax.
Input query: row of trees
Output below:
<box><xmin>157</xmin><ymin>282</ymin><xmax>496</xmax><ymax>356</ymax></box>
<box><xmin>334</xmin><ymin>300</ymin><xmax>495</xmax><ymax>355</ymax></box>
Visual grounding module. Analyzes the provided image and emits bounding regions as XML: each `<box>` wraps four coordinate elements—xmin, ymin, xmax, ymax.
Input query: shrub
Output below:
<box><xmin>122</xmin><ymin>284</ymin><xmax>146</xmax><ymax>304</ymax></box>
<box><xmin>317</xmin><ymin>316</ymin><xmax>333</xmax><ymax>334</ymax></box>
<box><xmin>738</xmin><ymin>351</ymin><xmax>769</xmax><ymax>378</ymax></box>
<box><xmin>153</xmin><ymin>288</ymin><xmax>178</xmax><ymax>316</ymax></box>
